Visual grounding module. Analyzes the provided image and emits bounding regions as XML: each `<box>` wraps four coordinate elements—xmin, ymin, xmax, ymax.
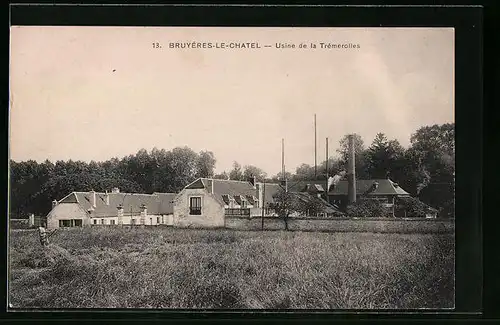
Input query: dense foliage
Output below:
<box><xmin>288</xmin><ymin>123</ymin><xmax>455</xmax><ymax>217</ymax></box>
<box><xmin>346</xmin><ymin>199</ymin><xmax>390</xmax><ymax>218</ymax></box>
<box><xmin>10</xmin><ymin>147</ymin><xmax>216</xmax><ymax>218</ymax></box>
<box><xmin>10</xmin><ymin>123</ymin><xmax>454</xmax><ymax>219</ymax></box>
<box><xmin>394</xmin><ymin>196</ymin><xmax>439</xmax><ymax>218</ymax></box>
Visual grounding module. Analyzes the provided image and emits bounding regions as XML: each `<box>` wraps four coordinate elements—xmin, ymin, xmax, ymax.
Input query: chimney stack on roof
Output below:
<box><xmin>347</xmin><ymin>134</ymin><xmax>357</xmax><ymax>204</ymax></box>
<box><xmin>90</xmin><ymin>190</ymin><xmax>96</xmax><ymax>208</ymax></box>
<box><xmin>112</xmin><ymin>187</ymin><xmax>120</xmax><ymax>194</ymax></box>
<box><xmin>52</xmin><ymin>200</ymin><xmax>58</xmax><ymax>209</ymax></box>
<box><xmin>105</xmin><ymin>190</ymin><xmax>110</xmax><ymax>205</ymax></box>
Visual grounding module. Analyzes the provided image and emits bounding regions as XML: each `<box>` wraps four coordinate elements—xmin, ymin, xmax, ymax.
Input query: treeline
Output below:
<box><xmin>224</xmin><ymin>123</ymin><xmax>455</xmax><ymax>217</ymax></box>
<box><xmin>10</xmin><ymin>147</ymin><xmax>217</xmax><ymax>218</ymax></box>
<box><xmin>10</xmin><ymin>123</ymin><xmax>454</xmax><ymax>218</ymax></box>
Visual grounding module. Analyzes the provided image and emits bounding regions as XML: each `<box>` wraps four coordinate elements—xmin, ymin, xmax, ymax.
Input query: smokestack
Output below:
<box><xmin>347</xmin><ymin>134</ymin><xmax>357</xmax><ymax>204</ymax></box>
<box><xmin>281</xmin><ymin>138</ymin><xmax>285</xmax><ymax>180</ymax></box>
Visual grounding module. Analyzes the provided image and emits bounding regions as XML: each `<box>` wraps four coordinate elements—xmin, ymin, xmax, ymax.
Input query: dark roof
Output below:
<box><xmin>200</xmin><ymin>178</ymin><xmax>257</xmax><ymax>196</ymax></box>
<box><xmin>286</xmin><ymin>180</ymin><xmax>334</xmax><ymax>193</ymax></box>
<box><xmin>57</xmin><ymin>191</ymin><xmax>176</xmax><ymax>217</ymax></box>
<box><xmin>329</xmin><ymin>179</ymin><xmax>410</xmax><ymax>196</ymax></box>
<box><xmin>259</xmin><ymin>183</ymin><xmax>282</xmax><ymax>206</ymax></box>
<box><xmin>185</xmin><ymin>178</ymin><xmax>282</xmax><ymax>206</ymax></box>
<box><xmin>291</xmin><ymin>192</ymin><xmax>342</xmax><ymax>216</ymax></box>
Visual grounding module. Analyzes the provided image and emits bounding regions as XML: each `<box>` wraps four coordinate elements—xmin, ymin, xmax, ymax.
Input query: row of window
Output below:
<box><xmin>91</xmin><ymin>216</ymin><xmax>163</xmax><ymax>225</ymax></box>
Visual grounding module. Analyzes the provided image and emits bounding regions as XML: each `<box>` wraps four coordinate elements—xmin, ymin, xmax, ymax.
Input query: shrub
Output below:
<box><xmin>395</xmin><ymin>196</ymin><xmax>437</xmax><ymax>218</ymax></box>
<box><xmin>346</xmin><ymin>199</ymin><xmax>390</xmax><ymax>218</ymax></box>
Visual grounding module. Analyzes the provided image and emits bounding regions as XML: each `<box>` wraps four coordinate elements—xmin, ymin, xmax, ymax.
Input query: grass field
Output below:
<box><xmin>8</xmin><ymin>227</ymin><xmax>454</xmax><ymax>309</ymax></box>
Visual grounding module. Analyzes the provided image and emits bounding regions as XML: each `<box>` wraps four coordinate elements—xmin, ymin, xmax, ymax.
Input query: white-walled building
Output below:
<box><xmin>46</xmin><ymin>187</ymin><xmax>176</xmax><ymax>229</ymax></box>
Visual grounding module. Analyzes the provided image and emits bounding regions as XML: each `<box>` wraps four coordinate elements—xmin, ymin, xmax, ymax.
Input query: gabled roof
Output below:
<box><xmin>200</xmin><ymin>178</ymin><xmax>257</xmax><ymax>197</ymax></box>
<box><xmin>57</xmin><ymin>191</ymin><xmax>176</xmax><ymax>217</ymax></box>
<box><xmin>184</xmin><ymin>178</ymin><xmax>283</xmax><ymax>207</ymax></box>
<box><xmin>329</xmin><ymin>179</ymin><xmax>410</xmax><ymax>196</ymax></box>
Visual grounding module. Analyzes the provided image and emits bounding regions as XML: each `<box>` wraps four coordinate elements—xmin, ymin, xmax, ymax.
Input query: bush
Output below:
<box><xmin>395</xmin><ymin>196</ymin><xmax>437</xmax><ymax>218</ymax></box>
<box><xmin>346</xmin><ymin>199</ymin><xmax>390</xmax><ymax>218</ymax></box>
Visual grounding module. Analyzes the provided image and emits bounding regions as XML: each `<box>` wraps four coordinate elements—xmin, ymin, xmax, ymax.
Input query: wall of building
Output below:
<box><xmin>46</xmin><ymin>203</ymin><xmax>89</xmax><ymax>229</ymax></box>
<box><xmin>173</xmin><ymin>188</ymin><xmax>225</xmax><ymax>228</ymax></box>
<box><xmin>90</xmin><ymin>214</ymin><xmax>174</xmax><ymax>226</ymax></box>
<box><xmin>225</xmin><ymin>216</ymin><xmax>455</xmax><ymax>234</ymax></box>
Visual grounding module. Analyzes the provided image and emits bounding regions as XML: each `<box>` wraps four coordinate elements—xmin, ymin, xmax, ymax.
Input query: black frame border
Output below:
<box><xmin>4</xmin><ymin>3</ymin><xmax>484</xmax><ymax>323</ymax></box>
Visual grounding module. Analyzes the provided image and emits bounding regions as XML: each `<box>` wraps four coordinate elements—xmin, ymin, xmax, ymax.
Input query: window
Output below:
<box><xmin>150</xmin><ymin>218</ymin><xmax>153</xmax><ymax>225</ymax></box>
<box><xmin>189</xmin><ymin>197</ymin><xmax>202</xmax><ymax>215</ymax></box>
<box><xmin>157</xmin><ymin>217</ymin><xmax>161</xmax><ymax>224</ymax></box>
<box><xmin>59</xmin><ymin>220</ymin><xmax>71</xmax><ymax>227</ymax></box>
<box><xmin>101</xmin><ymin>219</ymin><xmax>105</xmax><ymax>225</ymax></box>
<box><xmin>110</xmin><ymin>220</ymin><xmax>116</xmax><ymax>225</ymax></box>
<box><xmin>93</xmin><ymin>219</ymin><xmax>97</xmax><ymax>225</ymax></box>
<box><xmin>131</xmin><ymin>219</ymin><xmax>136</xmax><ymax>225</ymax></box>
<box><xmin>241</xmin><ymin>200</ymin><xmax>247</xmax><ymax>208</ymax></box>
<box><xmin>73</xmin><ymin>219</ymin><xmax>83</xmax><ymax>227</ymax></box>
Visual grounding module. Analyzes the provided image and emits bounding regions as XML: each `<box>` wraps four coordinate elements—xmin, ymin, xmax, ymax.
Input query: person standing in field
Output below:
<box><xmin>38</xmin><ymin>226</ymin><xmax>49</xmax><ymax>246</ymax></box>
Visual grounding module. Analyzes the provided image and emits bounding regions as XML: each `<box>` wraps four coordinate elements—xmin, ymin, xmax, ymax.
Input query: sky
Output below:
<box><xmin>9</xmin><ymin>27</ymin><xmax>454</xmax><ymax>176</ymax></box>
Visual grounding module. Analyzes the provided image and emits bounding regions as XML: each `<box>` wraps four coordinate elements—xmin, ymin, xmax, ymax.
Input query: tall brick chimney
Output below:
<box><xmin>347</xmin><ymin>134</ymin><xmax>357</xmax><ymax>204</ymax></box>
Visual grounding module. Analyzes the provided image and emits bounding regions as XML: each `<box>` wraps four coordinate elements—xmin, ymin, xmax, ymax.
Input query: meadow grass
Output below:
<box><xmin>8</xmin><ymin>227</ymin><xmax>454</xmax><ymax>309</ymax></box>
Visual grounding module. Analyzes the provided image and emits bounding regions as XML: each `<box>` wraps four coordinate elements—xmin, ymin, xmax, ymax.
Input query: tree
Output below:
<box><xmin>196</xmin><ymin>151</ymin><xmax>216</xmax><ymax>178</ymax></box>
<box><xmin>319</xmin><ymin>157</ymin><xmax>344</xmax><ymax>179</ymax></box>
<box><xmin>407</xmin><ymin>123</ymin><xmax>455</xmax><ymax>216</ymax></box>
<box><xmin>294</xmin><ymin>163</ymin><xmax>315</xmax><ymax>180</ymax></box>
<box><xmin>229</xmin><ymin>161</ymin><xmax>244</xmax><ymax>181</ymax></box>
<box><xmin>337</xmin><ymin>134</ymin><xmax>369</xmax><ymax>179</ymax></box>
<box><xmin>269</xmin><ymin>189</ymin><xmax>327</xmax><ymax>230</ymax></box>
<box><xmin>213</xmin><ymin>171</ymin><xmax>229</xmax><ymax>180</ymax></box>
<box><xmin>9</xmin><ymin>145</ymin><xmax>224</xmax><ymax>218</ymax></box>
<box><xmin>268</xmin><ymin>188</ymin><xmax>295</xmax><ymax>231</ymax></box>
<box><xmin>270</xmin><ymin>171</ymin><xmax>293</xmax><ymax>182</ymax></box>
<box><xmin>169</xmin><ymin>147</ymin><xmax>199</xmax><ymax>191</ymax></box>
<box><xmin>242</xmin><ymin>165</ymin><xmax>267</xmax><ymax>182</ymax></box>
<box><xmin>366</xmin><ymin>133</ymin><xmax>405</xmax><ymax>179</ymax></box>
